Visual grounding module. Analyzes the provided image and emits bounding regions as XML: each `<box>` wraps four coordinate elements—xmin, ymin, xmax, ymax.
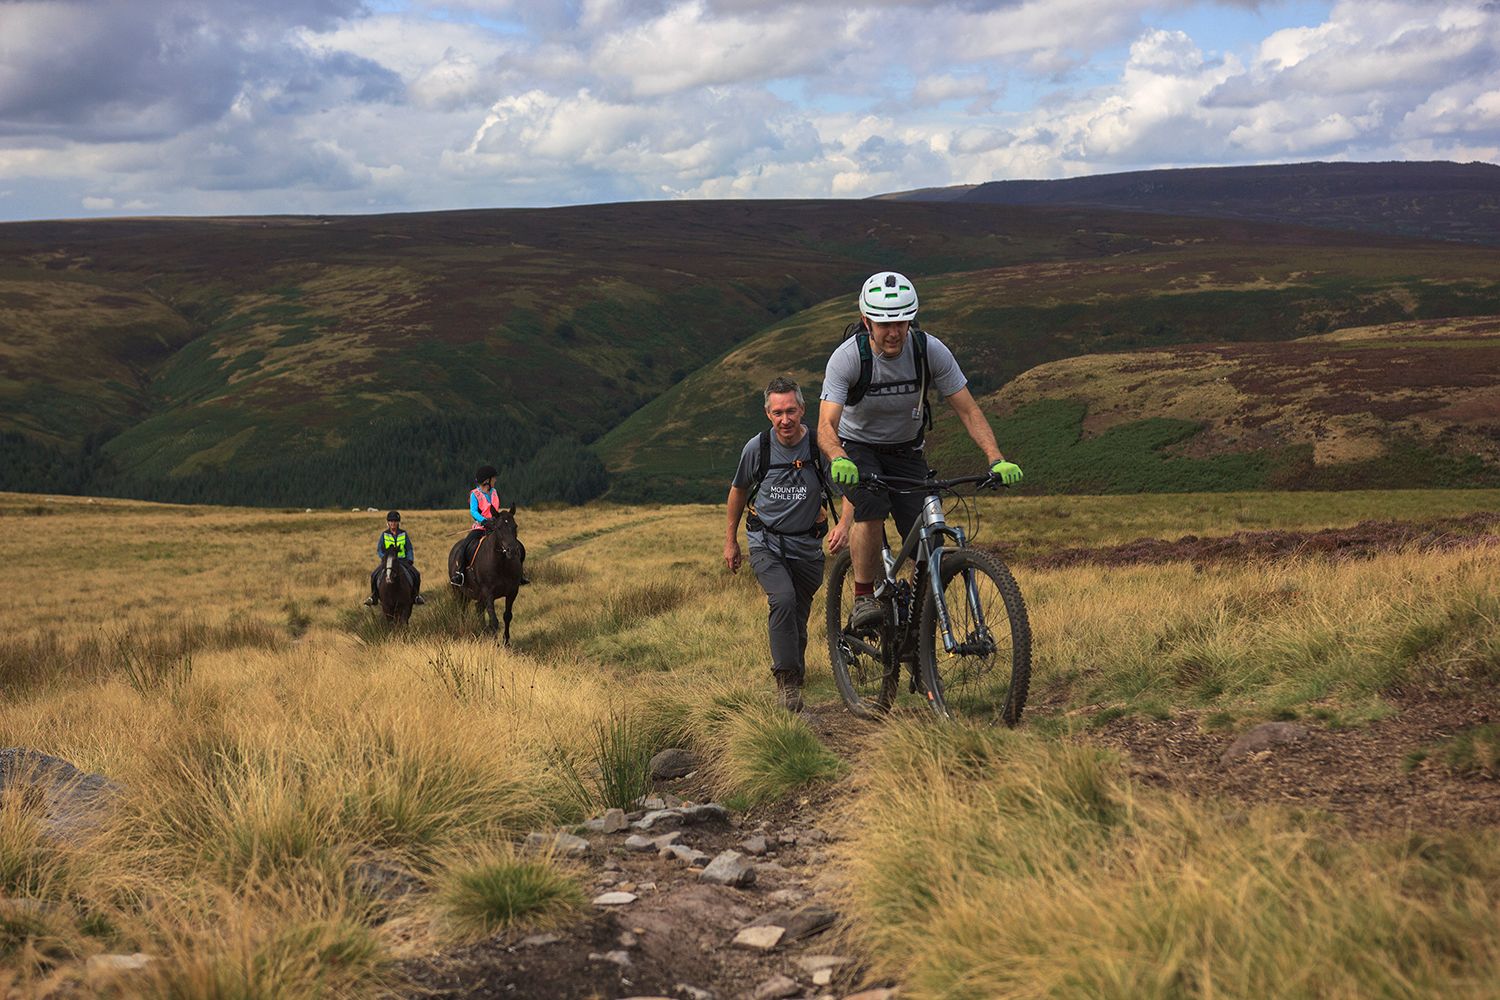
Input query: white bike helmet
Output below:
<box><xmin>858</xmin><ymin>271</ymin><xmax>918</xmax><ymax>321</ymax></box>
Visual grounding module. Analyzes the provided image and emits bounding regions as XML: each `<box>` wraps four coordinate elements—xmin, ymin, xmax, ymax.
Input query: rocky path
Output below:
<box><xmin>397</xmin><ymin>703</ymin><xmax>891</xmax><ymax>1000</ymax></box>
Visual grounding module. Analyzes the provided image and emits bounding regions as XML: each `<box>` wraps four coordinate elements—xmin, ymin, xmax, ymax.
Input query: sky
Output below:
<box><xmin>0</xmin><ymin>0</ymin><xmax>1497</xmax><ymax>221</ymax></box>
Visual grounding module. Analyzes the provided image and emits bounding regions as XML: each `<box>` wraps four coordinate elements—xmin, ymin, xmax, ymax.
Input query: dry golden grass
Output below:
<box><xmin>839</xmin><ymin>724</ymin><xmax>1500</xmax><ymax>1000</ymax></box>
<box><xmin>1</xmin><ymin>487</ymin><xmax>1497</xmax><ymax>996</ymax></box>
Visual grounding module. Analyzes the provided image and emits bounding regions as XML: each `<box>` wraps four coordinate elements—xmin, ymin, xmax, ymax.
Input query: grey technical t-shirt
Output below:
<box><xmin>731</xmin><ymin>427</ymin><xmax>826</xmax><ymax>561</ymax></box>
<box><xmin>820</xmin><ymin>331</ymin><xmax>968</xmax><ymax>445</ymax></box>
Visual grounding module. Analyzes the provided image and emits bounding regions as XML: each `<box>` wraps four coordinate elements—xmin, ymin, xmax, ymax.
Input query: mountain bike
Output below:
<box><xmin>825</xmin><ymin>472</ymin><xmax>1031</xmax><ymax>725</ymax></box>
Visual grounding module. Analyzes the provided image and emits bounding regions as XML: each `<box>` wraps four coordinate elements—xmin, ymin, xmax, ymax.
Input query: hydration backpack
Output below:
<box><xmin>748</xmin><ymin>425</ymin><xmax>839</xmax><ymax>532</ymax></box>
<box><xmin>841</xmin><ymin>321</ymin><xmax>933</xmax><ymax>432</ymax></box>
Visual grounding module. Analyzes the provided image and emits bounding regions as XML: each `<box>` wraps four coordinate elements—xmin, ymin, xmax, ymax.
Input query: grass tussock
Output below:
<box><xmin>436</xmin><ymin>849</ymin><xmax>584</xmax><ymax>942</ymax></box>
<box><xmin>550</xmin><ymin>709</ymin><xmax>658</xmax><ymax>812</ymax></box>
<box><xmin>130</xmin><ymin>882</ymin><xmax>386</xmax><ymax>1000</ymax></box>
<box><xmin>839</xmin><ymin>723</ymin><xmax>1500</xmax><ymax>999</ymax></box>
<box><xmin>714</xmin><ymin>702</ymin><xmax>845</xmax><ymax>807</ymax></box>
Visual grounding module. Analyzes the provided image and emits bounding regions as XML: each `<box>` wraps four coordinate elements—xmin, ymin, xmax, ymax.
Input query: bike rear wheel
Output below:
<box><xmin>918</xmin><ymin>548</ymin><xmax>1032</xmax><ymax>725</ymax></box>
<box><xmin>825</xmin><ymin>550</ymin><xmax>899</xmax><ymax>720</ymax></box>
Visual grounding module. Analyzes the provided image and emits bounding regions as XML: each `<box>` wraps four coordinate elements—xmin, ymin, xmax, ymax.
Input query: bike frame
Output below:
<box><xmin>873</xmin><ymin>474</ymin><xmax>993</xmax><ymax>654</ymax></box>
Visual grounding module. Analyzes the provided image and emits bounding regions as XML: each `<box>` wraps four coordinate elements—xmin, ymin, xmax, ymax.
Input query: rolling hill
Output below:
<box><xmin>600</xmin><ymin>225</ymin><xmax>1500</xmax><ymax>500</ymax></box>
<box><xmin>0</xmin><ymin>201</ymin><xmax>1194</xmax><ymax>507</ymax></box>
<box><xmin>948</xmin><ymin>315</ymin><xmax>1500</xmax><ymax>494</ymax></box>
<box><xmin>6</xmin><ymin>161</ymin><xmax>1500</xmax><ymax>507</ymax></box>
<box><xmin>880</xmin><ymin>161</ymin><xmax>1500</xmax><ymax>245</ymax></box>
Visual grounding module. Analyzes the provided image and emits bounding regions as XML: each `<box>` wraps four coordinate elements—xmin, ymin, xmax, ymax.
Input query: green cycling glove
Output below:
<box><xmin>990</xmin><ymin>460</ymin><xmax>1023</xmax><ymax>485</ymax></box>
<box><xmin>830</xmin><ymin>457</ymin><xmax>860</xmax><ymax>486</ymax></box>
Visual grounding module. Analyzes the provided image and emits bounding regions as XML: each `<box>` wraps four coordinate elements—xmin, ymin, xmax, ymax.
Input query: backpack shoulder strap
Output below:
<box><xmin>846</xmin><ymin>326</ymin><xmax>873</xmax><ymax>407</ymax></box>
<box><xmin>749</xmin><ymin>427</ymin><xmax>772</xmax><ymax>501</ymax></box>
<box><xmin>911</xmin><ymin>326</ymin><xmax>932</xmax><ymax>431</ymax></box>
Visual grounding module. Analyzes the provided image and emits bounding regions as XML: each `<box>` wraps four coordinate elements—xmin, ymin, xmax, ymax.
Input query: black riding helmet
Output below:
<box><xmin>475</xmin><ymin>465</ymin><xmax>497</xmax><ymax>483</ymax></box>
<box><xmin>386</xmin><ymin>510</ymin><xmax>401</xmax><ymax>521</ymax></box>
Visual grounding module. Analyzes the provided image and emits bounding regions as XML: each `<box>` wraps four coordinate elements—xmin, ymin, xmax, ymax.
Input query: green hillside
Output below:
<box><xmin>942</xmin><ymin>315</ymin><xmax>1500</xmax><ymax>494</ymax></box>
<box><xmin>8</xmin><ymin>185</ymin><xmax>1500</xmax><ymax>508</ymax></box>
<box><xmin>601</xmin><ymin>235</ymin><xmax>1500</xmax><ymax>500</ymax></box>
<box><xmin>0</xmin><ymin>201</ymin><xmax>1186</xmax><ymax>507</ymax></box>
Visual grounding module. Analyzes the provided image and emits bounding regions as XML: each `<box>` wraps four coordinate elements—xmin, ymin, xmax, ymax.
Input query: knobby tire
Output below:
<box><xmin>825</xmin><ymin>550</ymin><xmax>900</xmax><ymax>720</ymax></box>
<box><xmin>918</xmin><ymin>548</ymin><xmax>1032</xmax><ymax>726</ymax></box>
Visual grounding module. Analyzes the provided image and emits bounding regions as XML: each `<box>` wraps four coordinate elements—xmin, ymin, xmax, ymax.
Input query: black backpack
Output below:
<box><xmin>841</xmin><ymin>321</ymin><xmax>933</xmax><ymax>432</ymax></box>
<box><xmin>748</xmin><ymin>425</ymin><xmax>839</xmax><ymax>533</ymax></box>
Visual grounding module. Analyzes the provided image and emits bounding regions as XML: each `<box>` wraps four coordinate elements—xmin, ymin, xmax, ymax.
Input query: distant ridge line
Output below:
<box><xmin>875</xmin><ymin>160</ymin><xmax>1500</xmax><ymax>245</ymax></box>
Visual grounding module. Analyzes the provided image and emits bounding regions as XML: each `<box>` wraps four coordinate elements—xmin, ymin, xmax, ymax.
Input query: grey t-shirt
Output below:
<box><xmin>732</xmin><ymin>426</ymin><xmax>826</xmax><ymax>561</ymax></box>
<box><xmin>820</xmin><ymin>331</ymin><xmax>967</xmax><ymax>445</ymax></box>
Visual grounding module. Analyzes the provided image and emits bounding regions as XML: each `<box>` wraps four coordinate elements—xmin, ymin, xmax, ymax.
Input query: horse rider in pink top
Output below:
<box><xmin>451</xmin><ymin>465</ymin><xmax>529</xmax><ymax>587</ymax></box>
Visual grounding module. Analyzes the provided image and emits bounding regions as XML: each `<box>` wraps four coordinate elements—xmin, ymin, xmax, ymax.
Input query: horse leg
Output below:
<box><xmin>502</xmin><ymin>593</ymin><xmax>514</xmax><ymax>647</ymax></box>
<box><xmin>485</xmin><ymin>598</ymin><xmax>499</xmax><ymax>637</ymax></box>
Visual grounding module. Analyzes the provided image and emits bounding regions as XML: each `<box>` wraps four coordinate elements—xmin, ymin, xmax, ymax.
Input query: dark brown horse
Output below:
<box><xmin>447</xmin><ymin>508</ymin><xmax>525</xmax><ymax>644</ymax></box>
<box><xmin>376</xmin><ymin>553</ymin><xmax>416</xmax><ymax>626</ymax></box>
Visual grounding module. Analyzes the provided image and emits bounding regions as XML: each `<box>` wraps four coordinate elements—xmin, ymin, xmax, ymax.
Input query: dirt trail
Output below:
<box><xmin>1090</xmin><ymin>693</ymin><xmax>1500</xmax><ymax>836</ymax></box>
<box><xmin>396</xmin><ymin>703</ymin><xmax>885</xmax><ymax>1000</ymax></box>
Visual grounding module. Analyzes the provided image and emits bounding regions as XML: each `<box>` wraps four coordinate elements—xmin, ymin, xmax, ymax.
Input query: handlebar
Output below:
<box><xmin>859</xmin><ymin>472</ymin><xmax>1001</xmax><ymax>494</ymax></box>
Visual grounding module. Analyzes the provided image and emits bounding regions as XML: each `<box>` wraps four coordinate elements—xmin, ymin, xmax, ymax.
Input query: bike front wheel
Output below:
<box><xmin>825</xmin><ymin>550</ymin><xmax>898</xmax><ymax>720</ymax></box>
<box><xmin>918</xmin><ymin>548</ymin><xmax>1032</xmax><ymax>725</ymax></box>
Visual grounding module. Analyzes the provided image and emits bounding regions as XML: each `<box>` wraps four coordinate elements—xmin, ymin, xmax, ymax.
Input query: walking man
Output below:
<box><xmin>818</xmin><ymin>271</ymin><xmax>1023</xmax><ymax>629</ymax></box>
<box><xmin>725</xmin><ymin>376</ymin><xmax>844</xmax><ymax>711</ymax></box>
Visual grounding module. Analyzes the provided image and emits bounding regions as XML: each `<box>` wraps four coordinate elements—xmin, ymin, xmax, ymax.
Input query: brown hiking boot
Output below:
<box><xmin>774</xmin><ymin>673</ymin><xmax>805</xmax><ymax>713</ymax></box>
<box><xmin>849</xmin><ymin>594</ymin><xmax>884</xmax><ymax>630</ymax></box>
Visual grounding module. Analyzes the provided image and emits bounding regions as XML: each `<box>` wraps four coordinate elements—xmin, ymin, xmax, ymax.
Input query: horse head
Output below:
<box><xmin>486</xmin><ymin>506</ymin><xmax>521</xmax><ymax>562</ymax></box>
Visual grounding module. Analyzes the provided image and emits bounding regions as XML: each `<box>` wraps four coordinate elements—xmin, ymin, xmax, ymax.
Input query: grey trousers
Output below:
<box><xmin>748</xmin><ymin>545</ymin><xmax>825</xmax><ymax>684</ymax></box>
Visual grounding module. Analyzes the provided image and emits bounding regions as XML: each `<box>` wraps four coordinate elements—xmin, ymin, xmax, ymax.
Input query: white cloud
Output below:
<box><xmin>0</xmin><ymin>0</ymin><xmax>1497</xmax><ymax>218</ymax></box>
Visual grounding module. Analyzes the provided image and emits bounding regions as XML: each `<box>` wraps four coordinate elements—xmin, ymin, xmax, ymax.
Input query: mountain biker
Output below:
<box><xmin>725</xmin><ymin>376</ymin><xmax>847</xmax><ymax>712</ymax></box>
<box><xmin>364</xmin><ymin>510</ymin><xmax>425</xmax><ymax>606</ymax></box>
<box><xmin>818</xmin><ymin>271</ymin><xmax>1022</xmax><ymax>629</ymax></box>
<box><xmin>451</xmin><ymin>465</ymin><xmax>530</xmax><ymax>587</ymax></box>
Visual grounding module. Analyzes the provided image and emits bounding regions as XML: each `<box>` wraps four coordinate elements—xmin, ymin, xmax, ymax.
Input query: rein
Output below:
<box><xmin>469</xmin><ymin>527</ymin><xmax>517</xmax><ymax>569</ymax></box>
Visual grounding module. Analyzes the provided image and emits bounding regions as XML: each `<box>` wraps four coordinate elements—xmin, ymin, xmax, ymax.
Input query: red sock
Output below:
<box><xmin>854</xmin><ymin>581</ymin><xmax>874</xmax><ymax>597</ymax></box>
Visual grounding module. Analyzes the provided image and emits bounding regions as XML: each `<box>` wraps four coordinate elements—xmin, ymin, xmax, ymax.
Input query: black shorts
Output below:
<box><xmin>842</xmin><ymin>439</ymin><xmax>930</xmax><ymax>536</ymax></box>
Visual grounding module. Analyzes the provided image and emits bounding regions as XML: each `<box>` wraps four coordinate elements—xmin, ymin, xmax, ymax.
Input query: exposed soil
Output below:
<box><xmin>1013</xmin><ymin>511</ymin><xmax>1500</xmax><ymax>571</ymax></box>
<box><xmin>1089</xmin><ymin>693</ymin><xmax>1500</xmax><ymax>836</ymax></box>
<box><xmin>396</xmin><ymin>702</ymin><xmax>884</xmax><ymax>1000</ymax></box>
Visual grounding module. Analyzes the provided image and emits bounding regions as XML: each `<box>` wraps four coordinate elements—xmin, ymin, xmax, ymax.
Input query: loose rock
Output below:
<box><xmin>589</xmin><ymin>949</ymin><xmax>632</xmax><ymax>966</ymax></box>
<box><xmin>633</xmin><ymin>809</ymin><xmax>685</xmax><ymax>831</ymax></box>
<box><xmin>601</xmin><ymin>807</ymin><xmax>630</xmax><ymax>833</ymax></box>
<box><xmin>660</xmin><ymin>844</ymin><xmax>712</xmax><ymax>867</ymax></box>
<box><xmin>751</xmin><ymin>903</ymin><xmax>838</xmax><ymax>941</ymax></box>
<box><xmin>0</xmin><ymin>748</ymin><xmax>121</xmax><ymax>844</ymax></box>
<box><xmin>520</xmin><ymin>933</ymin><xmax>561</xmax><ymax>947</ymax></box>
<box><xmin>1220</xmin><ymin>722</ymin><xmax>1311</xmax><ymax>765</ymax></box>
<box><xmin>740</xmin><ymin>835</ymin><xmax>769</xmax><ymax>856</ymax></box>
<box><xmin>699</xmin><ymin>850</ymin><xmax>757</xmax><ymax>887</ymax></box>
<box><xmin>651</xmin><ymin>748</ymin><xmax>698</xmax><ymax>779</ymax></box>
<box><xmin>753</xmin><ymin>974</ymin><xmax>801</xmax><ymax>999</ymax></box>
<box><xmin>592</xmin><ymin>891</ymin><xmax>639</xmax><ymax>906</ymax></box>
<box><xmin>681</xmin><ymin>803</ymin><xmax>730</xmax><ymax>825</ymax></box>
<box><xmin>556</xmin><ymin>831</ymin><xmax>592</xmax><ymax>854</ymax></box>
<box><xmin>732</xmin><ymin>925</ymin><xmax>785</xmax><ymax>950</ymax></box>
